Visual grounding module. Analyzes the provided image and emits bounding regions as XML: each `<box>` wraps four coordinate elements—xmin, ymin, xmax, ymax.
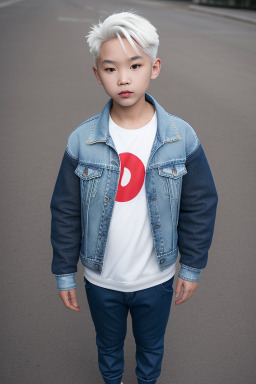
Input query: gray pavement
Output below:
<box><xmin>0</xmin><ymin>0</ymin><xmax>256</xmax><ymax>383</ymax></box>
<box><xmin>189</xmin><ymin>3</ymin><xmax>256</xmax><ymax>24</ymax></box>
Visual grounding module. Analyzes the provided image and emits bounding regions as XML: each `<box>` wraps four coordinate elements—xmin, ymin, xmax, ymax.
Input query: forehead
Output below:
<box><xmin>98</xmin><ymin>37</ymin><xmax>147</xmax><ymax>62</ymax></box>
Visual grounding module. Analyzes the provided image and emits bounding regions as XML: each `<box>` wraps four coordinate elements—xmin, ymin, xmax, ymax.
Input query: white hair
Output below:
<box><xmin>86</xmin><ymin>11</ymin><xmax>159</xmax><ymax>63</ymax></box>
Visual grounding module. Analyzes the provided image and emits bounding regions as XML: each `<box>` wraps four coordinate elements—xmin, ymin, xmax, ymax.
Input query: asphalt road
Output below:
<box><xmin>0</xmin><ymin>0</ymin><xmax>255</xmax><ymax>383</ymax></box>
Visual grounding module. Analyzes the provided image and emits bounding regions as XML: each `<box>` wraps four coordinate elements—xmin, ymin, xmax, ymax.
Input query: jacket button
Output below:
<box><xmin>99</xmin><ymin>232</ymin><xmax>103</xmax><ymax>236</ymax></box>
<box><xmin>160</xmin><ymin>259</ymin><xmax>165</xmax><ymax>264</ymax></box>
<box><xmin>94</xmin><ymin>264</ymin><xmax>99</xmax><ymax>269</ymax></box>
<box><xmin>104</xmin><ymin>196</ymin><xmax>109</xmax><ymax>202</ymax></box>
<box><xmin>155</xmin><ymin>225</ymin><xmax>160</xmax><ymax>229</ymax></box>
<box><xmin>150</xmin><ymin>196</ymin><xmax>156</xmax><ymax>200</ymax></box>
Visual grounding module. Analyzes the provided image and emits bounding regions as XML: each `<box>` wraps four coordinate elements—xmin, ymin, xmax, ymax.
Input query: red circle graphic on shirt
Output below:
<box><xmin>116</xmin><ymin>152</ymin><xmax>145</xmax><ymax>202</ymax></box>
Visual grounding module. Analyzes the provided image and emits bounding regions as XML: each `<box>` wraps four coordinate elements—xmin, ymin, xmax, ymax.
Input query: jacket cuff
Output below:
<box><xmin>55</xmin><ymin>273</ymin><xmax>77</xmax><ymax>290</ymax></box>
<box><xmin>178</xmin><ymin>263</ymin><xmax>202</xmax><ymax>282</ymax></box>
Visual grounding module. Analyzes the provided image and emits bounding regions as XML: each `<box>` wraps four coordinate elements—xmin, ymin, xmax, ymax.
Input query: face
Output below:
<box><xmin>92</xmin><ymin>37</ymin><xmax>161</xmax><ymax>109</ymax></box>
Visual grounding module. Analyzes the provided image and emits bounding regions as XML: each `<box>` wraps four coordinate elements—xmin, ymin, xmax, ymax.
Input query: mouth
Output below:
<box><xmin>118</xmin><ymin>90</ymin><xmax>133</xmax><ymax>97</ymax></box>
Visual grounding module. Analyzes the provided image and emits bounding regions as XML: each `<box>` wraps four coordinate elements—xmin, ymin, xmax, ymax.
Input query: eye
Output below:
<box><xmin>105</xmin><ymin>68</ymin><xmax>115</xmax><ymax>72</ymax></box>
<box><xmin>131</xmin><ymin>64</ymin><xmax>141</xmax><ymax>70</ymax></box>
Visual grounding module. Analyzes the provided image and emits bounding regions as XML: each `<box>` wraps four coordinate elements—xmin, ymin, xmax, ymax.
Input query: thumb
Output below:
<box><xmin>69</xmin><ymin>289</ymin><xmax>80</xmax><ymax>309</ymax></box>
<box><xmin>175</xmin><ymin>277</ymin><xmax>183</xmax><ymax>298</ymax></box>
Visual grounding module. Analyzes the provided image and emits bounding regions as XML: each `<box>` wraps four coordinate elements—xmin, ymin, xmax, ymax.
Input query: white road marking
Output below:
<box><xmin>0</xmin><ymin>0</ymin><xmax>28</xmax><ymax>8</ymax></box>
<box><xmin>58</xmin><ymin>16</ymin><xmax>95</xmax><ymax>23</ymax></box>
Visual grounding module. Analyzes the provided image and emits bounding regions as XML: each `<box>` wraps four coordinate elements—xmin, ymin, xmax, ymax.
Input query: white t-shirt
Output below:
<box><xmin>84</xmin><ymin>112</ymin><xmax>176</xmax><ymax>292</ymax></box>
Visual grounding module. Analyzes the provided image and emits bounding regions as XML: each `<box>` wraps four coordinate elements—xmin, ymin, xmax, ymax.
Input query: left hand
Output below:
<box><xmin>175</xmin><ymin>277</ymin><xmax>199</xmax><ymax>305</ymax></box>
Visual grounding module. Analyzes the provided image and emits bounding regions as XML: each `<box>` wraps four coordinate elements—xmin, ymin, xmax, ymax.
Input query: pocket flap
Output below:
<box><xmin>158</xmin><ymin>163</ymin><xmax>187</xmax><ymax>179</ymax></box>
<box><xmin>75</xmin><ymin>164</ymin><xmax>103</xmax><ymax>180</ymax></box>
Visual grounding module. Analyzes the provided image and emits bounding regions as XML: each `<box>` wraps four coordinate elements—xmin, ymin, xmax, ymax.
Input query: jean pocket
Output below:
<box><xmin>160</xmin><ymin>276</ymin><xmax>174</xmax><ymax>293</ymax></box>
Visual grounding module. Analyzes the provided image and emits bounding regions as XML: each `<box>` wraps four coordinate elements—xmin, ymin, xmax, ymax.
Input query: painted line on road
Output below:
<box><xmin>58</xmin><ymin>16</ymin><xmax>95</xmax><ymax>23</ymax></box>
<box><xmin>0</xmin><ymin>0</ymin><xmax>28</xmax><ymax>8</ymax></box>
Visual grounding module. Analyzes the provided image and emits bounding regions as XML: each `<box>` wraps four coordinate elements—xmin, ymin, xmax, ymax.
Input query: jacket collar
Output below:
<box><xmin>87</xmin><ymin>93</ymin><xmax>181</xmax><ymax>144</ymax></box>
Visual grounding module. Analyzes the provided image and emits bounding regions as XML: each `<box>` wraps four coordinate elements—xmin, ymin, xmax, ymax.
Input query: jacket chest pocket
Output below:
<box><xmin>158</xmin><ymin>163</ymin><xmax>187</xmax><ymax>200</ymax></box>
<box><xmin>75</xmin><ymin>163</ymin><xmax>104</xmax><ymax>202</ymax></box>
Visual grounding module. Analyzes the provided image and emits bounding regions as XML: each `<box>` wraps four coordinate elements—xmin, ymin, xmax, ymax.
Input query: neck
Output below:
<box><xmin>110</xmin><ymin>95</ymin><xmax>155</xmax><ymax>130</ymax></box>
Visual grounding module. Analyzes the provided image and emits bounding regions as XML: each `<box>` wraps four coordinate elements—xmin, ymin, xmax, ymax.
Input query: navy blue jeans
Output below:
<box><xmin>84</xmin><ymin>276</ymin><xmax>174</xmax><ymax>384</ymax></box>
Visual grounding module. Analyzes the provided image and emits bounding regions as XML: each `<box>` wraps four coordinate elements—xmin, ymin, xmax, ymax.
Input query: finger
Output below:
<box><xmin>175</xmin><ymin>278</ymin><xmax>183</xmax><ymax>298</ymax></box>
<box><xmin>175</xmin><ymin>288</ymin><xmax>191</xmax><ymax>305</ymax></box>
<box><xmin>66</xmin><ymin>291</ymin><xmax>80</xmax><ymax>312</ymax></box>
<box><xmin>69</xmin><ymin>289</ymin><xmax>80</xmax><ymax>310</ymax></box>
<box><xmin>59</xmin><ymin>291</ymin><xmax>80</xmax><ymax>312</ymax></box>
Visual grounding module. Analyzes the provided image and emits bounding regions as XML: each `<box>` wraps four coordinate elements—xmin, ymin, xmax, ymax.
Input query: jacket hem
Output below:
<box><xmin>178</xmin><ymin>263</ymin><xmax>202</xmax><ymax>282</ymax></box>
<box><xmin>55</xmin><ymin>273</ymin><xmax>77</xmax><ymax>290</ymax></box>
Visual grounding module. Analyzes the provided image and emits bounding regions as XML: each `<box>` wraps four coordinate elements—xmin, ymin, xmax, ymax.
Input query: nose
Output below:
<box><xmin>117</xmin><ymin>70</ymin><xmax>131</xmax><ymax>86</ymax></box>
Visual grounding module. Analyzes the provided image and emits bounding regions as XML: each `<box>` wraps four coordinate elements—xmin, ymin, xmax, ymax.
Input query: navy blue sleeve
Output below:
<box><xmin>50</xmin><ymin>150</ymin><xmax>82</xmax><ymax>276</ymax></box>
<box><xmin>177</xmin><ymin>144</ymin><xmax>218</xmax><ymax>276</ymax></box>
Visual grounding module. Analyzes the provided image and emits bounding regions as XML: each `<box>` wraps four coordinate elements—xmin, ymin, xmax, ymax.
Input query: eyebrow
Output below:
<box><xmin>102</xmin><ymin>55</ymin><xmax>143</xmax><ymax>64</ymax></box>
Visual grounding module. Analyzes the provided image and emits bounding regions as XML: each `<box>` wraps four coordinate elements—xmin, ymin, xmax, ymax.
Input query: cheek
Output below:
<box><xmin>100</xmin><ymin>78</ymin><xmax>116</xmax><ymax>96</ymax></box>
<box><xmin>100</xmin><ymin>75</ymin><xmax>115</xmax><ymax>89</ymax></box>
<box><xmin>138</xmin><ymin>70</ymin><xmax>152</xmax><ymax>86</ymax></box>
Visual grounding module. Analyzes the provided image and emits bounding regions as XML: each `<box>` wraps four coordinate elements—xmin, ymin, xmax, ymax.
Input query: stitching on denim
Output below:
<box><xmin>76</xmin><ymin>162</ymin><xmax>119</xmax><ymax>171</ymax></box>
<box><xmin>180</xmin><ymin>263</ymin><xmax>202</xmax><ymax>272</ymax></box>
<box><xmin>86</xmin><ymin>118</ymin><xmax>96</xmax><ymax>144</ymax></box>
<box><xmin>147</xmin><ymin>168</ymin><xmax>165</xmax><ymax>254</ymax></box>
<box><xmin>147</xmin><ymin>159</ymin><xmax>186</xmax><ymax>170</ymax></box>
<box><xmin>96</xmin><ymin>166</ymin><xmax>115</xmax><ymax>262</ymax></box>
<box><xmin>55</xmin><ymin>273</ymin><xmax>76</xmax><ymax>278</ymax></box>
<box><xmin>80</xmin><ymin>252</ymin><xmax>102</xmax><ymax>263</ymax></box>
<box><xmin>86</xmin><ymin>118</ymin><xmax>107</xmax><ymax>144</ymax></box>
<box><xmin>170</xmin><ymin>117</ymin><xmax>181</xmax><ymax>140</ymax></box>
<box><xmin>178</xmin><ymin>273</ymin><xmax>199</xmax><ymax>282</ymax></box>
<box><xmin>157</xmin><ymin>248</ymin><xmax>178</xmax><ymax>257</ymax></box>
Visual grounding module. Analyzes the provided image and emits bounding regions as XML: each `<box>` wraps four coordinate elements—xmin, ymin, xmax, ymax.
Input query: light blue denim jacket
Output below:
<box><xmin>50</xmin><ymin>93</ymin><xmax>218</xmax><ymax>290</ymax></box>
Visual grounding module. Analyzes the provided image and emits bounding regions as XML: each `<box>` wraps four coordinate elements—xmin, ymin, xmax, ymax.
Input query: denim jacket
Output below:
<box><xmin>50</xmin><ymin>93</ymin><xmax>218</xmax><ymax>290</ymax></box>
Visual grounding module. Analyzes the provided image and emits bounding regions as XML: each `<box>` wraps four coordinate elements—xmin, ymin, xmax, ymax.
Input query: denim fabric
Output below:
<box><xmin>84</xmin><ymin>276</ymin><xmax>174</xmax><ymax>384</ymax></box>
<box><xmin>50</xmin><ymin>93</ymin><xmax>218</xmax><ymax>290</ymax></box>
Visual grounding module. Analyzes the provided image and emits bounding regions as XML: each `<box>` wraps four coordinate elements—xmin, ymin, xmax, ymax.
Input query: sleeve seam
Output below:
<box><xmin>58</xmin><ymin>285</ymin><xmax>77</xmax><ymax>291</ymax></box>
<box><xmin>178</xmin><ymin>274</ymin><xmax>200</xmax><ymax>282</ymax></box>
<box><xmin>186</xmin><ymin>139</ymin><xmax>201</xmax><ymax>162</ymax></box>
<box><xmin>65</xmin><ymin>146</ymin><xmax>78</xmax><ymax>162</ymax></box>
<box><xmin>55</xmin><ymin>272</ymin><xmax>77</xmax><ymax>278</ymax></box>
<box><xmin>180</xmin><ymin>263</ymin><xmax>202</xmax><ymax>272</ymax></box>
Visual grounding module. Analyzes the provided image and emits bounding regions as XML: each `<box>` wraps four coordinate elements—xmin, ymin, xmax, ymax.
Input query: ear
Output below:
<box><xmin>151</xmin><ymin>58</ymin><xmax>161</xmax><ymax>80</ymax></box>
<box><xmin>92</xmin><ymin>66</ymin><xmax>103</xmax><ymax>85</ymax></box>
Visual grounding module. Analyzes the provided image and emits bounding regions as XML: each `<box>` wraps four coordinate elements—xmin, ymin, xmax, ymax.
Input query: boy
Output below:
<box><xmin>50</xmin><ymin>11</ymin><xmax>218</xmax><ymax>384</ymax></box>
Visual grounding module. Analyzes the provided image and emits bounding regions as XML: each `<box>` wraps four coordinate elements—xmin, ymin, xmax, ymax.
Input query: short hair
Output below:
<box><xmin>86</xmin><ymin>11</ymin><xmax>159</xmax><ymax>63</ymax></box>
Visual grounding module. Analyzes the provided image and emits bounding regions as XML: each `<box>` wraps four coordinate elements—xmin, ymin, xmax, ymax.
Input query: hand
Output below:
<box><xmin>59</xmin><ymin>289</ymin><xmax>80</xmax><ymax>312</ymax></box>
<box><xmin>175</xmin><ymin>277</ymin><xmax>199</xmax><ymax>305</ymax></box>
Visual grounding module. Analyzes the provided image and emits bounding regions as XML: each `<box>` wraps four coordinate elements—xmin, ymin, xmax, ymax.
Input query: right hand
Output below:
<box><xmin>59</xmin><ymin>289</ymin><xmax>80</xmax><ymax>312</ymax></box>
